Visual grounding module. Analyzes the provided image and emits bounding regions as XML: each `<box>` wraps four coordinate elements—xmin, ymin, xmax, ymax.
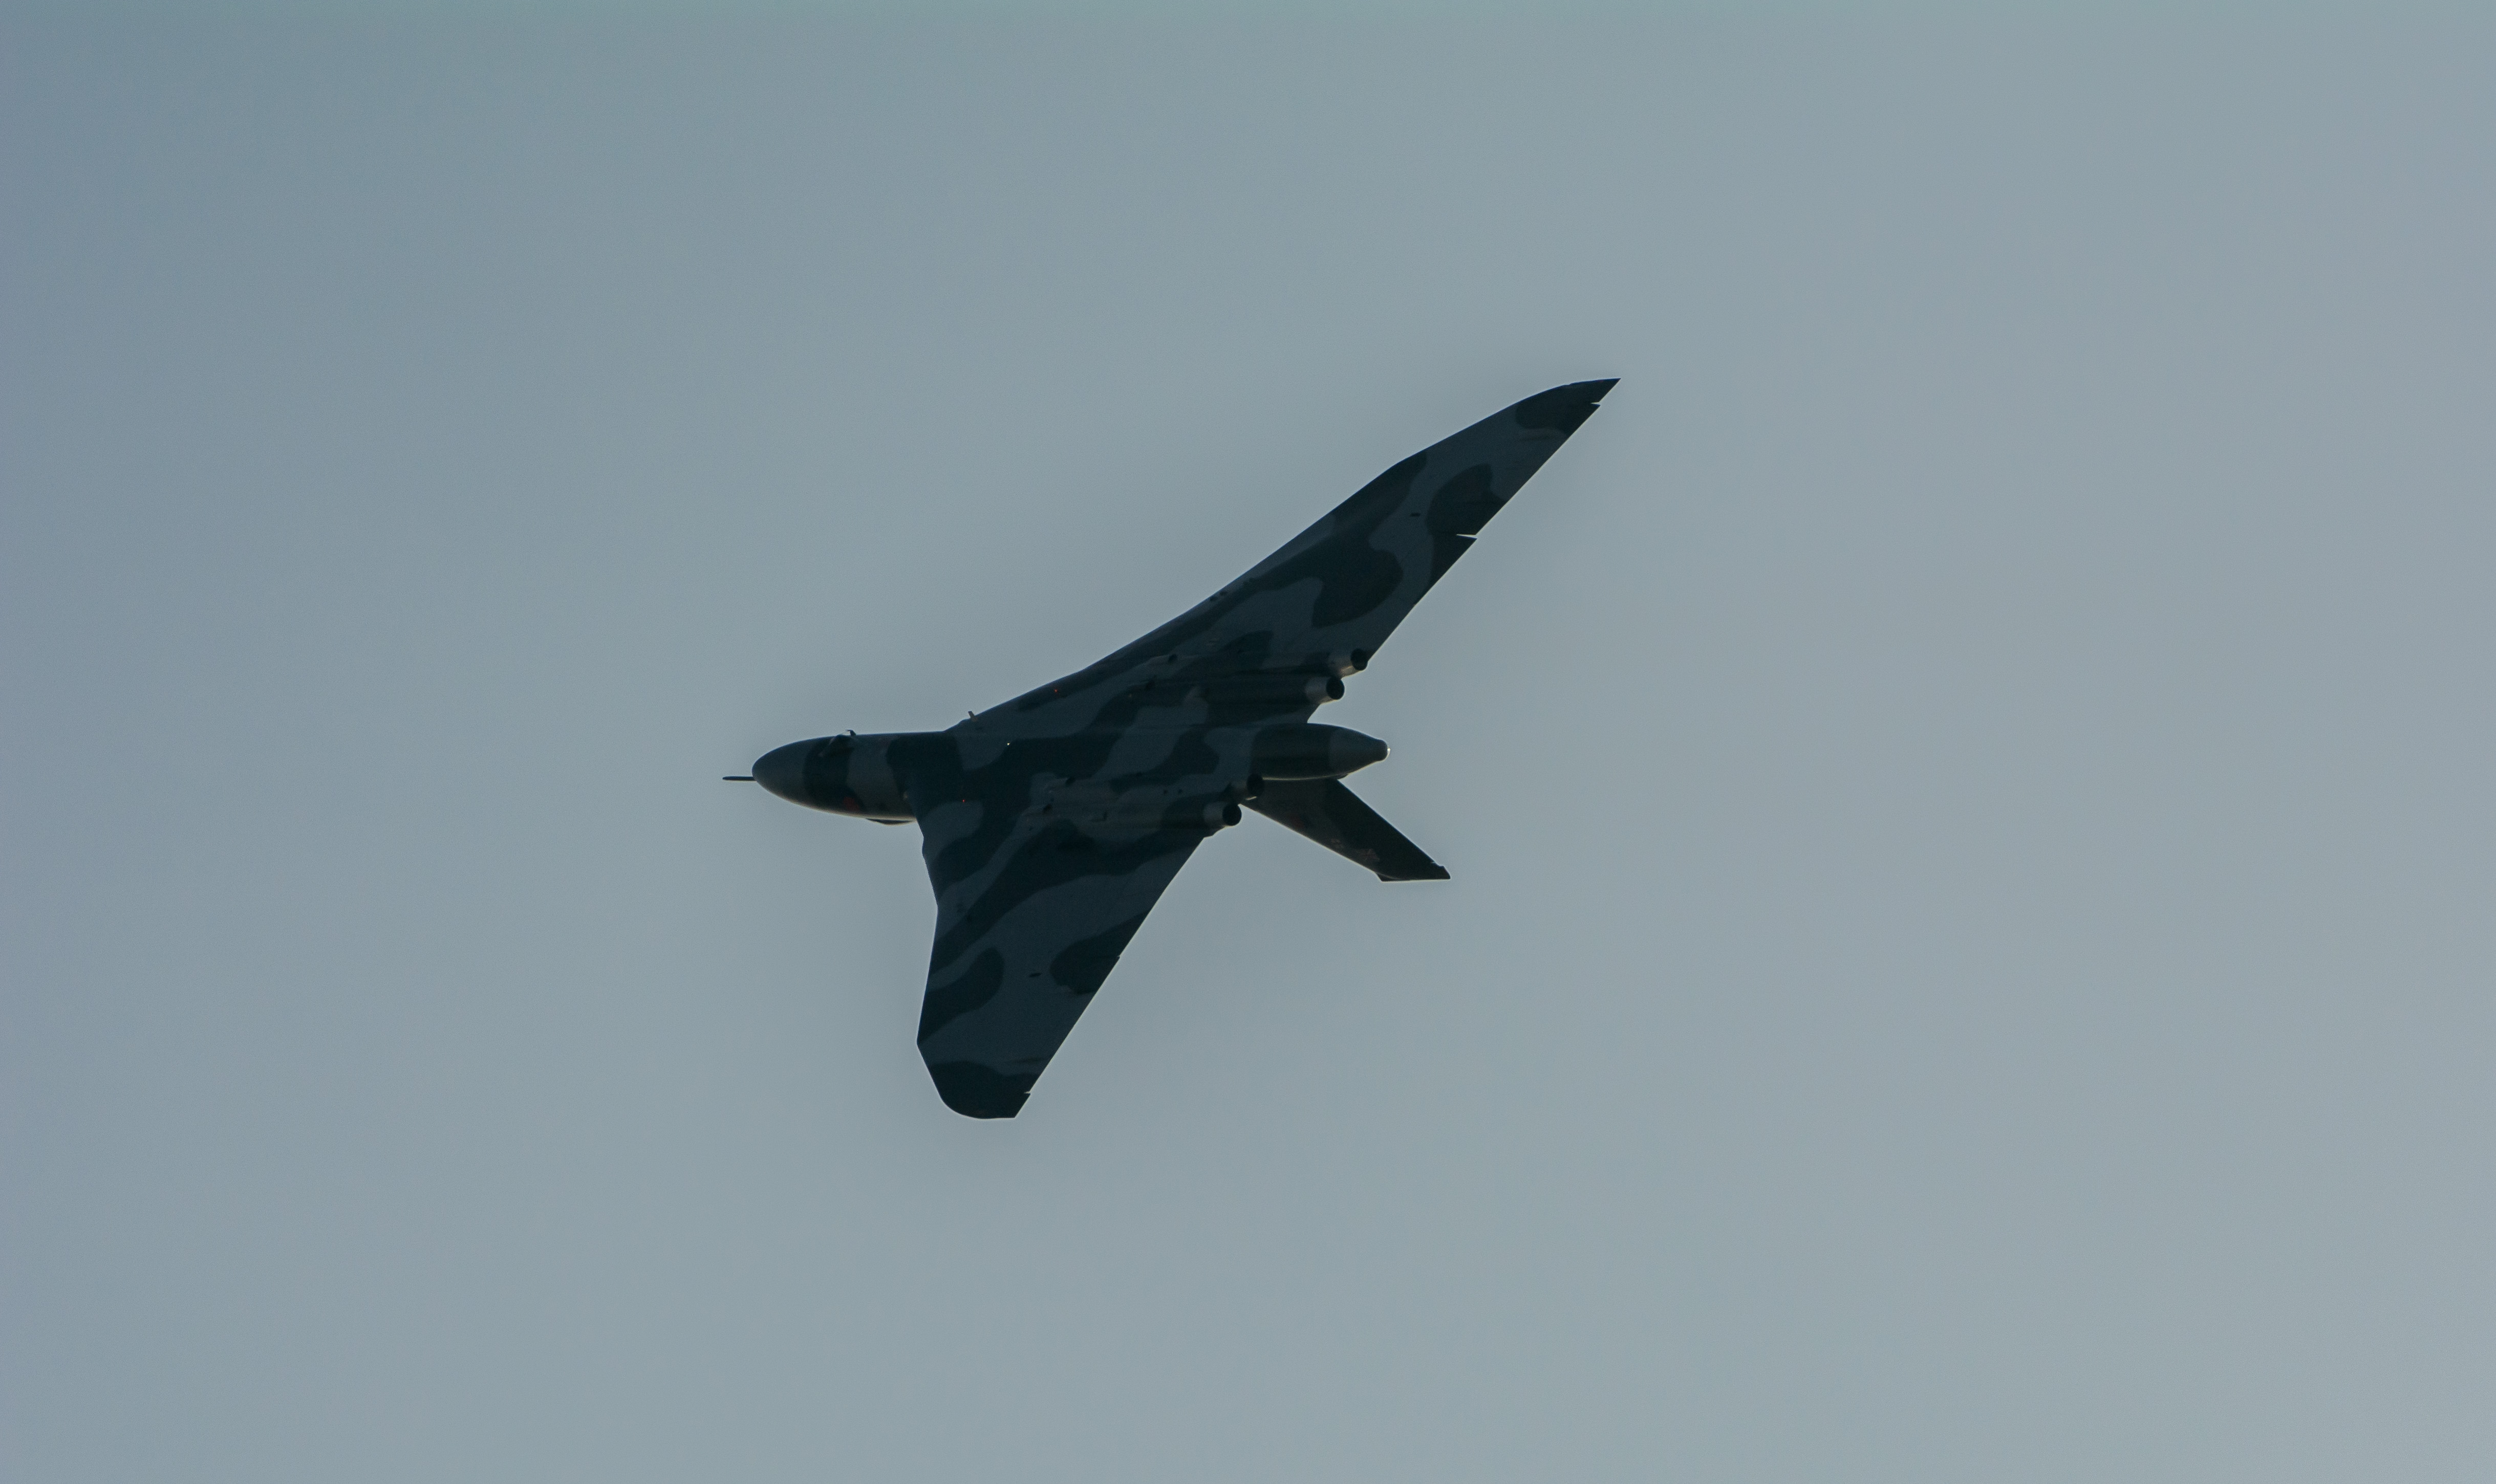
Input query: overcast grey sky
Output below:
<box><xmin>7</xmin><ymin>8</ymin><xmax>2493</xmax><ymax>1481</ymax></box>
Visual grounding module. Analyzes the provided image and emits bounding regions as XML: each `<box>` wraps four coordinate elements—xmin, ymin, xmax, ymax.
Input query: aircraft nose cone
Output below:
<box><xmin>752</xmin><ymin>741</ymin><xmax>813</xmax><ymax>805</ymax></box>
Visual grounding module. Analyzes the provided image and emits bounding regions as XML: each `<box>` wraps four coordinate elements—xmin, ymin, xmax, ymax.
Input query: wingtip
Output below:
<box><xmin>926</xmin><ymin>1060</ymin><xmax>1035</xmax><ymax>1119</ymax></box>
<box><xmin>1514</xmin><ymin>379</ymin><xmax>1620</xmax><ymax>434</ymax></box>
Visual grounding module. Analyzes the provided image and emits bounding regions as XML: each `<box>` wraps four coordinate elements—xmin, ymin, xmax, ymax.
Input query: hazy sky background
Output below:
<box><xmin>7</xmin><ymin>7</ymin><xmax>2493</xmax><ymax>1480</ymax></box>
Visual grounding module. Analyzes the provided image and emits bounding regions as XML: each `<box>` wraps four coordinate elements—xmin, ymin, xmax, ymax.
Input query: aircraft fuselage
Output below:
<box><xmin>751</xmin><ymin>719</ymin><xmax>1389</xmax><ymax>828</ymax></box>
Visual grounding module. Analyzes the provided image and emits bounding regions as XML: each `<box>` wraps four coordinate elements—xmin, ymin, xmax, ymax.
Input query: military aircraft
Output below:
<box><xmin>736</xmin><ymin>379</ymin><xmax>1617</xmax><ymax>1118</ymax></box>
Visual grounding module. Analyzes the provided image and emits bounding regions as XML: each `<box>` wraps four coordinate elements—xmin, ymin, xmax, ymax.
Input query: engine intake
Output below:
<box><xmin>1044</xmin><ymin>781</ymin><xmax>1244</xmax><ymax>834</ymax></box>
<box><xmin>1189</xmin><ymin>672</ymin><xmax>1345</xmax><ymax>714</ymax></box>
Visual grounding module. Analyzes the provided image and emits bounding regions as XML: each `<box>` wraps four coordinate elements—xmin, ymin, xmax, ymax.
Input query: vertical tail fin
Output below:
<box><xmin>1244</xmin><ymin>779</ymin><xmax>1450</xmax><ymax>882</ymax></box>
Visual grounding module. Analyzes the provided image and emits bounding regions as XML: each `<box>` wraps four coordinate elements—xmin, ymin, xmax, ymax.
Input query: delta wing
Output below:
<box><xmin>981</xmin><ymin>379</ymin><xmax>1618</xmax><ymax>737</ymax></box>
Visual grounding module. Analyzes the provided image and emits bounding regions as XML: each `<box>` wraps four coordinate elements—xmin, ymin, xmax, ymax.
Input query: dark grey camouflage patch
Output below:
<box><xmin>916</xmin><ymin>946</ymin><xmax>1006</xmax><ymax>1044</ymax></box>
<box><xmin>1048</xmin><ymin>912</ymin><xmax>1149</xmax><ymax>995</ymax></box>
<box><xmin>1426</xmin><ymin>463</ymin><xmax>1500</xmax><ymax>535</ymax></box>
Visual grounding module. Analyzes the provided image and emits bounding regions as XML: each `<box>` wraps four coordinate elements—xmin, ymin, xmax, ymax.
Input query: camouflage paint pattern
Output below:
<box><xmin>750</xmin><ymin>379</ymin><xmax>1616</xmax><ymax>1117</ymax></box>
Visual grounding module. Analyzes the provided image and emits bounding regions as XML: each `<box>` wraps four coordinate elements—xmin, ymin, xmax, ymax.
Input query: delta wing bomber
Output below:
<box><xmin>736</xmin><ymin>380</ymin><xmax>1617</xmax><ymax>1118</ymax></box>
